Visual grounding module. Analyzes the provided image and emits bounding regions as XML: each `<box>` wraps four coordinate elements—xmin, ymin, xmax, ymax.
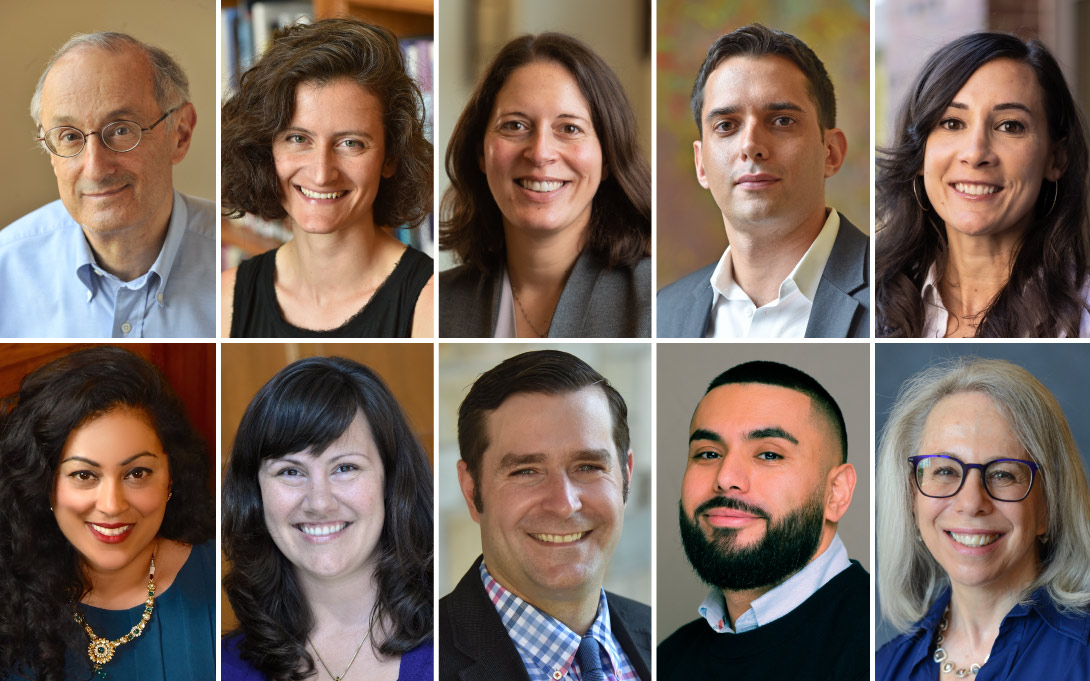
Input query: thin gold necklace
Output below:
<box><xmin>308</xmin><ymin>627</ymin><xmax>371</xmax><ymax>681</ymax></box>
<box><xmin>511</xmin><ymin>285</ymin><xmax>549</xmax><ymax>337</ymax></box>
<box><xmin>73</xmin><ymin>552</ymin><xmax>157</xmax><ymax>680</ymax></box>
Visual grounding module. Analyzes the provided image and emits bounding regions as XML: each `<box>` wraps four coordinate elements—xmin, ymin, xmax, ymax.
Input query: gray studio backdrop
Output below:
<box><xmin>874</xmin><ymin>342</ymin><xmax>1090</xmax><ymax>648</ymax></box>
<box><xmin>656</xmin><ymin>343</ymin><xmax>872</xmax><ymax>643</ymax></box>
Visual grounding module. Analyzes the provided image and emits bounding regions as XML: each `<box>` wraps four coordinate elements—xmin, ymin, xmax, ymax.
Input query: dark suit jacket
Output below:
<box><xmin>439</xmin><ymin>557</ymin><xmax>652</xmax><ymax>681</ymax></box>
<box><xmin>439</xmin><ymin>251</ymin><xmax>651</xmax><ymax>338</ymax></box>
<box><xmin>657</xmin><ymin>213</ymin><xmax>870</xmax><ymax>338</ymax></box>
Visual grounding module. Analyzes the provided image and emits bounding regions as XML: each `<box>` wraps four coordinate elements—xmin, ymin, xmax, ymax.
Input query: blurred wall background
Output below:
<box><xmin>656</xmin><ymin>0</ymin><xmax>871</xmax><ymax>289</ymax></box>
<box><xmin>0</xmin><ymin>0</ymin><xmax>216</xmax><ymax>229</ymax></box>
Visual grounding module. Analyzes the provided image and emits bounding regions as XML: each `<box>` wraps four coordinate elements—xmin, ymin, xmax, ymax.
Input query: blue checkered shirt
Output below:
<box><xmin>480</xmin><ymin>561</ymin><xmax>639</xmax><ymax>681</ymax></box>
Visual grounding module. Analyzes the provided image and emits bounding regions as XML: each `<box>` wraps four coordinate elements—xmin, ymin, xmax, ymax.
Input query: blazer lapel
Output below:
<box><xmin>805</xmin><ymin>213</ymin><xmax>869</xmax><ymax>338</ymax></box>
<box><xmin>609</xmin><ymin>601</ymin><xmax>652</xmax><ymax>680</ymax></box>
<box><xmin>549</xmin><ymin>249</ymin><xmax>600</xmax><ymax>337</ymax></box>
<box><xmin>448</xmin><ymin>560</ymin><xmax>532</xmax><ymax>681</ymax></box>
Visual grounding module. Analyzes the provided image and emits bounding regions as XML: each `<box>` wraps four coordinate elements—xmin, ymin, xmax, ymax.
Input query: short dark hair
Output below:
<box><xmin>221</xmin><ymin>18</ymin><xmax>432</xmax><ymax>229</ymax></box>
<box><xmin>222</xmin><ymin>356</ymin><xmax>433</xmax><ymax>679</ymax></box>
<box><xmin>458</xmin><ymin>350</ymin><xmax>631</xmax><ymax>511</ymax></box>
<box><xmin>439</xmin><ymin>32</ymin><xmax>651</xmax><ymax>274</ymax></box>
<box><xmin>705</xmin><ymin>360</ymin><xmax>847</xmax><ymax>464</ymax></box>
<box><xmin>0</xmin><ymin>346</ymin><xmax>213</xmax><ymax>681</ymax></box>
<box><xmin>876</xmin><ymin>32</ymin><xmax>1090</xmax><ymax>337</ymax></box>
<box><xmin>690</xmin><ymin>23</ymin><xmax>837</xmax><ymax>136</ymax></box>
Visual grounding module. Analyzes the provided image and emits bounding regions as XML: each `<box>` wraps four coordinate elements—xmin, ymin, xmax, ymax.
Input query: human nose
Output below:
<box><xmin>714</xmin><ymin>454</ymin><xmax>750</xmax><ymax>494</ymax></box>
<box><xmin>951</xmin><ymin>467</ymin><xmax>993</xmax><ymax>513</ymax></box>
<box><xmin>524</xmin><ymin>128</ymin><xmax>558</xmax><ymax>165</ymax></box>
<box><xmin>958</xmin><ymin>124</ymin><xmax>997</xmax><ymax>167</ymax></box>
<box><xmin>739</xmin><ymin>120</ymin><xmax>768</xmax><ymax>161</ymax></box>
<box><xmin>301</xmin><ymin>476</ymin><xmax>338</xmax><ymax>515</ymax></box>
<box><xmin>95</xmin><ymin>478</ymin><xmax>129</xmax><ymax>516</ymax></box>
<box><xmin>311</xmin><ymin>146</ymin><xmax>340</xmax><ymax>185</ymax></box>
<box><xmin>80</xmin><ymin>133</ymin><xmax>118</xmax><ymax>182</ymax></box>
<box><xmin>539</xmin><ymin>472</ymin><xmax>583</xmax><ymax>517</ymax></box>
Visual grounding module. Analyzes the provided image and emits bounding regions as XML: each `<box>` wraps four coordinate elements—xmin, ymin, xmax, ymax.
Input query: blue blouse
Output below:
<box><xmin>221</xmin><ymin>634</ymin><xmax>433</xmax><ymax>681</ymax></box>
<box><xmin>7</xmin><ymin>540</ymin><xmax>216</xmax><ymax>681</ymax></box>
<box><xmin>877</xmin><ymin>587</ymin><xmax>1090</xmax><ymax>680</ymax></box>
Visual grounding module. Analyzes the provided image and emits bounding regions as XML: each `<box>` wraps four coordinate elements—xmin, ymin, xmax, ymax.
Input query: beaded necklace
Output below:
<box><xmin>73</xmin><ymin>553</ymin><xmax>157</xmax><ymax>680</ymax></box>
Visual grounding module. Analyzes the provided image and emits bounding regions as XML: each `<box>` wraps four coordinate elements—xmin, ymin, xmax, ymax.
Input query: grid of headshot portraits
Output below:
<box><xmin>1</xmin><ymin>1</ymin><xmax>1088</xmax><ymax>680</ymax></box>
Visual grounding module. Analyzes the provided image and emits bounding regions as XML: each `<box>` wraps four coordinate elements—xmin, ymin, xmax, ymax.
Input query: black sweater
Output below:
<box><xmin>657</xmin><ymin>561</ymin><xmax>870</xmax><ymax>681</ymax></box>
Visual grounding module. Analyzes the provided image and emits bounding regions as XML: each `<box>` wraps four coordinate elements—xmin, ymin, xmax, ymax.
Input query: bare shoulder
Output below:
<box><xmin>412</xmin><ymin>274</ymin><xmax>435</xmax><ymax>338</ymax></box>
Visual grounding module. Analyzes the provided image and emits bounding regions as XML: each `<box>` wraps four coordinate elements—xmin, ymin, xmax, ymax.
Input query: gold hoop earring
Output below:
<box><xmin>1045</xmin><ymin>181</ymin><xmax>1058</xmax><ymax>218</ymax></box>
<box><xmin>912</xmin><ymin>177</ymin><xmax>929</xmax><ymax>212</ymax></box>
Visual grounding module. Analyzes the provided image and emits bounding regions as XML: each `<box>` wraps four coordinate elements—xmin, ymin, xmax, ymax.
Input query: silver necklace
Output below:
<box><xmin>933</xmin><ymin>606</ymin><xmax>988</xmax><ymax>677</ymax></box>
<box><xmin>308</xmin><ymin>627</ymin><xmax>371</xmax><ymax>681</ymax></box>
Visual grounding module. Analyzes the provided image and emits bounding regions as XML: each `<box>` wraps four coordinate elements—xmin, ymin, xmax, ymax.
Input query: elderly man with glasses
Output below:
<box><xmin>0</xmin><ymin>32</ymin><xmax>214</xmax><ymax>338</ymax></box>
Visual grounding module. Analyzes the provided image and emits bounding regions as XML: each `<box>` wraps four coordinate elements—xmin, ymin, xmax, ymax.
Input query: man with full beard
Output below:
<box><xmin>658</xmin><ymin>360</ymin><xmax>868</xmax><ymax>680</ymax></box>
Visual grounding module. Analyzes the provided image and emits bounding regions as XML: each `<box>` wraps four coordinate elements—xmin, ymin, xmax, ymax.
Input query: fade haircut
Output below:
<box><xmin>690</xmin><ymin>23</ymin><xmax>836</xmax><ymax>136</ymax></box>
<box><xmin>705</xmin><ymin>360</ymin><xmax>847</xmax><ymax>465</ymax></box>
<box><xmin>458</xmin><ymin>350</ymin><xmax>631</xmax><ymax>511</ymax></box>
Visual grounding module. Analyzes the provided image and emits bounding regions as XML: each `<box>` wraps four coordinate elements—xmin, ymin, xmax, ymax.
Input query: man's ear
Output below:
<box><xmin>456</xmin><ymin>459</ymin><xmax>482</xmax><ymax>523</ymax></box>
<box><xmin>822</xmin><ymin>127</ymin><xmax>847</xmax><ymax>179</ymax></box>
<box><xmin>824</xmin><ymin>462</ymin><xmax>856</xmax><ymax>523</ymax></box>
<box><xmin>693</xmin><ymin>140</ymin><xmax>710</xmax><ymax>189</ymax></box>
<box><xmin>170</xmin><ymin>102</ymin><xmax>197</xmax><ymax>165</ymax></box>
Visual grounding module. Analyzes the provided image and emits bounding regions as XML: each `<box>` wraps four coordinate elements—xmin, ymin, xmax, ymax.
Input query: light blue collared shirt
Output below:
<box><xmin>0</xmin><ymin>190</ymin><xmax>216</xmax><ymax>338</ymax></box>
<box><xmin>697</xmin><ymin>532</ymin><xmax>851</xmax><ymax>633</ymax></box>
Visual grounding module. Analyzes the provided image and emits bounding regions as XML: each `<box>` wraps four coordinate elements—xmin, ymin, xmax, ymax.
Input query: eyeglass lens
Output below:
<box><xmin>44</xmin><ymin>120</ymin><xmax>142</xmax><ymax>156</ymax></box>
<box><xmin>915</xmin><ymin>456</ymin><xmax>1034</xmax><ymax>501</ymax></box>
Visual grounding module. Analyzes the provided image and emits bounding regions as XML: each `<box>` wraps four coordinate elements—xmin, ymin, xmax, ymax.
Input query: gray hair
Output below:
<box><xmin>877</xmin><ymin>358</ymin><xmax>1090</xmax><ymax>632</ymax></box>
<box><xmin>29</xmin><ymin>32</ymin><xmax>189</xmax><ymax>127</ymax></box>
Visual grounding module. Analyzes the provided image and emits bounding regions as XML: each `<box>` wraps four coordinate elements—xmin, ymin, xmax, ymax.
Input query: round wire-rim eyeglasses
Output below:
<box><xmin>36</xmin><ymin>105</ymin><xmax>182</xmax><ymax>158</ymax></box>
<box><xmin>907</xmin><ymin>454</ymin><xmax>1041</xmax><ymax>502</ymax></box>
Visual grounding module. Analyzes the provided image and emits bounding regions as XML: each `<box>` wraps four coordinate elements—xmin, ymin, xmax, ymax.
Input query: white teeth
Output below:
<box><xmin>954</xmin><ymin>183</ymin><xmax>1000</xmax><ymax>196</ymax></box>
<box><xmin>530</xmin><ymin>531</ymin><xmax>588</xmax><ymax>543</ymax></box>
<box><xmin>949</xmin><ymin>532</ymin><xmax>1000</xmax><ymax>547</ymax></box>
<box><xmin>299</xmin><ymin>522</ymin><xmax>347</xmax><ymax>537</ymax></box>
<box><xmin>519</xmin><ymin>179</ymin><xmax>563</xmax><ymax>193</ymax></box>
<box><xmin>299</xmin><ymin>186</ymin><xmax>346</xmax><ymax>200</ymax></box>
<box><xmin>90</xmin><ymin>524</ymin><xmax>132</xmax><ymax>536</ymax></box>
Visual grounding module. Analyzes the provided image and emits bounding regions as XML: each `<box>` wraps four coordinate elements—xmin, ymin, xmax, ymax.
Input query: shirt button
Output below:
<box><xmin>156</xmin><ymin>292</ymin><xmax>164</xmax><ymax>304</ymax></box>
<box><xmin>121</xmin><ymin>322</ymin><xmax>132</xmax><ymax>334</ymax></box>
<box><xmin>745</xmin><ymin>308</ymin><xmax>754</xmax><ymax>317</ymax></box>
<box><xmin>552</xmin><ymin>671</ymin><xmax>562</xmax><ymax>680</ymax></box>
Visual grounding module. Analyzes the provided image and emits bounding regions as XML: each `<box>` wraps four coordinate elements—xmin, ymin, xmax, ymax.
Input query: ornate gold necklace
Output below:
<box><xmin>73</xmin><ymin>553</ymin><xmax>157</xmax><ymax>680</ymax></box>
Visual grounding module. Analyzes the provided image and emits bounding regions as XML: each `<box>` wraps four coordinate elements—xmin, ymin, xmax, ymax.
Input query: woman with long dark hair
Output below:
<box><xmin>439</xmin><ymin>32</ymin><xmax>651</xmax><ymax>338</ymax></box>
<box><xmin>0</xmin><ymin>346</ymin><xmax>216</xmax><ymax>681</ymax></box>
<box><xmin>221</xmin><ymin>356</ymin><xmax>432</xmax><ymax>681</ymax></box>
<box><xmin>876</xmin><ymin>32</ymin><xmax>1090</xmax><ymax>337</ymax></box>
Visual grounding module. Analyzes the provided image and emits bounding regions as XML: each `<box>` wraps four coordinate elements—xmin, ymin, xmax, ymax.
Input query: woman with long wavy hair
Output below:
<box><xmin>0</xmin><ymin>347</ymin><xmax>216</xmax><ymax>681</ymax></box>
<box><xmin>221</xmin><ymin>356</ymin><xmax>432</xmax><ymax>681</ymax></box>
<box><xmin>876</xmin><ymin>32</ymin><xmax>1090</xmax><ymax>337</ymax></box>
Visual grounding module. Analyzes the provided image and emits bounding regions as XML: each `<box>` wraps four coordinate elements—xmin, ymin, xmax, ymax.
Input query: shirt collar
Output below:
<box><xmin>698</xmin><ymin>532</ymin><xmax>851</xmax><ymax>633</ymax></box>
<box><xmin>480</xmin><ymin>560</ymin><xmax>623</xmax><ymax>680</ymax></box>
<box><xmin>708</xmin><ymin>208</ymin><xmax>841</xmax><ymax>305</ymax></box>
<box><xmin>71</xmin><ymin>190</ymin><xmax>184</xmax><ymax>305</ymax></box>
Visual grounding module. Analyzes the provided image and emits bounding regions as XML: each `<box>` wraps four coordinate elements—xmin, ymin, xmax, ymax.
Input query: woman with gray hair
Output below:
<box><xmin>876</xmin><ymin>358</ymin><xmax>1090</xmax><ymax>679</ymax></box>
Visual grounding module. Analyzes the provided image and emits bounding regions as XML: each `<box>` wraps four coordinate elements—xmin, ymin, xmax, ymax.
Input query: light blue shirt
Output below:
<box><xmin>697</xmin><ymin>532</ymin><xmax>852</xmax><ymax>633</ymax></box>
<box><xmin>0</xmin><ymin>190</ymin><xmax>215</xmax><ymax>338</ymax></box>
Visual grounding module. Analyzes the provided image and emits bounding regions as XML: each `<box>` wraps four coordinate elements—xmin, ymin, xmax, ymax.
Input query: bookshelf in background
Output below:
<box><xmin>220</xmin><ymin>0</ymin><xmax>435</xmax><ymax>271</ymax></box>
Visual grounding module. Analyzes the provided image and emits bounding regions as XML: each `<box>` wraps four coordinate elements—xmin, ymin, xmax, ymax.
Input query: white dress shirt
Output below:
<box><xmin>706</xmin><ymin>209</ymin><xmax>840</xmax><ymax>338</ymax></box>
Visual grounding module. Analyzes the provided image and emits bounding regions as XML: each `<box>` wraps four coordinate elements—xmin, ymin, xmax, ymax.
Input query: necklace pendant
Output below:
<box><xmin>88</xmin><ymin>638</ymin><xmax>116</xmax><ymax>665</ymax></box>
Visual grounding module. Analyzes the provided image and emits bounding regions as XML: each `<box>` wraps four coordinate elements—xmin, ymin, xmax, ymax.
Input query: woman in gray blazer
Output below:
<box><xmin>439</xmin><ymin>33</ymin><xmax>651</xmax><ymax>338</ymax></box>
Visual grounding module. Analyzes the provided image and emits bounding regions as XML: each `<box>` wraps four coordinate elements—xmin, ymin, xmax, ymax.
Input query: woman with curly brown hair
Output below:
<box><xmin>222</xmin><ymin>19</ymin><xmax>434</xmax><ymax>338</ymax></box>
<box><xmin>439</xmin><ymin>33</ymin><xmax>651</xmax><ymax>338</ymax></box>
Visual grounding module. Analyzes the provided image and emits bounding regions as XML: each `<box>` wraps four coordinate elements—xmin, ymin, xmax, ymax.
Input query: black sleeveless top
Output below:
<box><xmin>229</xmin><ymin>246</ymin><xmax>433</xmax><ymax>338</ymax></box>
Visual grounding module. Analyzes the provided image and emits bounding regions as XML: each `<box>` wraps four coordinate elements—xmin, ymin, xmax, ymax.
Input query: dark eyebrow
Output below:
<box><xmin>497</xmin><ymin>452</ymin><xmax>548</xmax><ymax>472</ymax></box>
<box><xmin>60</xmin><ymin>451</ymin><xmax>158</xmax><ymax>467</ymax></box>
<box><xmin>689</xmin><ymin>428</ymin><xmax>724</xmax><ymax>445</ymax></box>
<box><xmin>281</xmin><ymin>125</ymin><xmax>377</xmax><ymax>140</ymax></box>
<box><xmin>705</xmin><ymin>101</ymin><xmax>806</xmax><ymax>124</ymax></box>
<box><xmin>744</xmin><ymin>427</ymin><xmax>798</xmax><ymax>445</ymax></box>
<box><xmin>947</xmin><ymin>101</ymin><xmax>1033</xmax><ymax>115</ymax></box>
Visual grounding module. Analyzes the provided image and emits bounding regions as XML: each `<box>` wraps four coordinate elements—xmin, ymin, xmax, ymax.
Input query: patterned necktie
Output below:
<box><xmin>576</xmin><ymin>634</ymin><xmax>608</xmax><ymax>681</ymax></box>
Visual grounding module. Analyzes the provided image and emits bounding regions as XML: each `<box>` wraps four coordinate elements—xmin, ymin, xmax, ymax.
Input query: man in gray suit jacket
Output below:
<box><xmin>658</xmin><ymin>24</ymin><xmax>869</xmax><ymax>338</ymax></box>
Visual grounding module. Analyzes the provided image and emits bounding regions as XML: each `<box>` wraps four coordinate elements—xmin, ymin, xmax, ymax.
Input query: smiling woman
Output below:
<box><xmin>876</xmin><ymin>358</ymin><xmax>1090</xmax><ymax>680</ymax></box>
<box><xmin>221</xmin><ymin>356</ymin><xmax>433</xmax><ymax>681</ymax></box>
<box><xmin>0</xmin><ymin>346</ymin><xmax>215</xmax><ymax>681</ymax></box>
<box><xmin>221</xmin><ymin>19</ymin><xmax>434</xmax><ymax>339</ymax></box>
<box><xmin>439</xmin><ymin>33</ymin><xmax>651</xmax><ymax>338</ymax></box>
<box><xmin>876</xmin><ymin>32</ymin><xmax>1090</xmax><ymax>338</ymax></box>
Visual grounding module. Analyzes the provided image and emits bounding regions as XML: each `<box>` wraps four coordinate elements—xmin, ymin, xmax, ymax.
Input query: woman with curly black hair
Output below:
<box><xmin>0</xmin><ymin>346</ymin><xmax>216</xmax><ymax>681</ymax></box>
<box><xmin>221</xmin><ymin>356</ymin><xmax>433</xmax><ymax>681</ymax></box>
<box><xmin>222</xmin><ymin>18</ymin><xmax>434</xmax><ymax>338</ymax></box>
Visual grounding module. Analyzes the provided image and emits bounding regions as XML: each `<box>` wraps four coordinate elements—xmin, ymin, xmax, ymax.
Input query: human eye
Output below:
<box><xmin>68</xmin><ymin>470</ymin><xmax>98</xmax><ymax>484</ymax></box>
<box><xmin>712</xmin><ymin>119</ymin><xmax>737</xmax><ymax>134</ymax></box>
<box><xmin>333</xmin><ymin>462</ymin><xmax>359</xmax><ymax>474</ymax></box>
<box><xmin>691</xmin><ymin>450</ymin><xmax>721</xmax><ymax>461</ymax></box>
<box><xmin>124</xmin><ymin>467</ymin><xmax>153</xmax><ymax>481</ymax></box>
<box><xmin>557</xmin><ymin>122</ymin><xmax>585</xmax><ymax>137</ymax></box>
<box><xmin>996</xmin><ymin>120</ymin><xmax>1026</xmax><ymax>134</ymax></box>
<box><xmin>283</xmin><ymin>133</ymin><xmax>308</xmax><ymax>144</ymax></box>
<box><xmin>276</xmin><ymin>466</ymin><xmax>303</xmax><ymax>478</ymax></box>
<box><xmin>58</xmin><ymin>128</ymin><xmax>82</xmax><ymax>142</ymax></box>
<box><xmin>756</xmin><ymin>451</ymin><xmax>783</xmax><ymax>461</ymax></box>
<box><xmin>771</xmin><ymin>115</ymin><xmax>796</xmax><ymax>127</ymax></box>
<box><xmin>937</xmin><ymin>117</ymin><xmax>964</xmax><ymax>131</ymax></box>
<box><xmin>497</xmin><ymin>119</ymin><xmax>530</xmax><ymax>136</ymax></box>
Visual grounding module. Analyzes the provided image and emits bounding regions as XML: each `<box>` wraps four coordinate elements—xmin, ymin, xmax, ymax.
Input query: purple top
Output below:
<box><xmin>221</xmin><ymin>634</ymin><xmax>433</xmax><ymax>681</ymax></box>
